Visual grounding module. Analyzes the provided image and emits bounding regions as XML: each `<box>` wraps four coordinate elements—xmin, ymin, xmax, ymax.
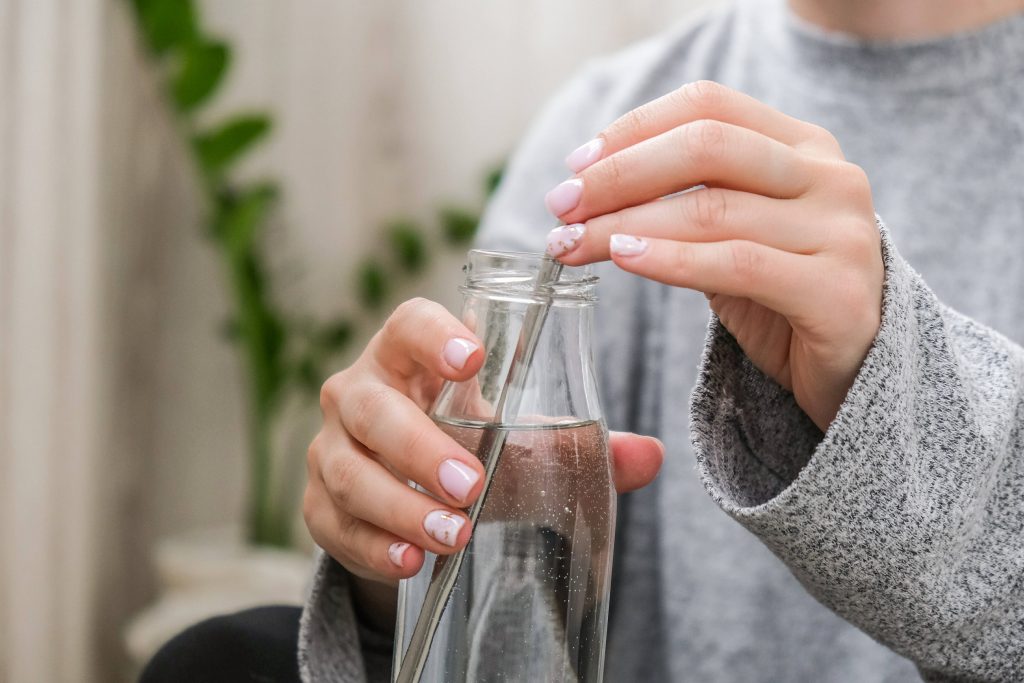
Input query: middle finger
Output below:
<box><xmin>319</xmin><ymin>435</ymin><xmax>473</xmax><ymax>554</ymax></box>
<box><xmin>338</xmin><ymin>380</ymin><xmax>485</xmax><ymax>507</ymax></box>
<box><xmin>547</xmin><ymin>120</ymin><xmax>814</xmax><ymax>225</ymax></box>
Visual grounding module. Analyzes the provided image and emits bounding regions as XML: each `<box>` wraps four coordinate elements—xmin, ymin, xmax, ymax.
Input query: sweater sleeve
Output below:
<box><xmin>689</xmin><ymin>221</ymin><xmax>1024</xmax><ymax>682</ymax></box>
<box><xmin>297</xmin><ymin>551</ymin><xmax>391</xmax><ymax>683</ymax></box>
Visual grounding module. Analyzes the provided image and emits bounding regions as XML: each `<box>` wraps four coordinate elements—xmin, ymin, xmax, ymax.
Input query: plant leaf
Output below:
<box><xmin>318</xmin><ymin>319</ymin><xmax>355</xmax><ymax>352</ymax></box>
<box><xmin>357</xmin><ymin>260</ymin><xmax>389</xmax><ymax>310</ymax></box>
<box><xmin>389</xmin><ymin>220</ymin><xmax>427</xmax><ymax>273</ymax></box>
<box><xmin>485</xmin><ymin>164</ymin><xmax>505</xmax><ymax>197</ymax></box>
<box><xmin>219</xmin><ymin>317</ymin><xmax>240</xmax><ymax>342</ymax></box>
<box><xmin>193</xmin><ymin>115</ymin><xmax>272</xmax><ymax>177</ymax></box>
<box><xmin>214</xmin><ymin>182</ymin><xmax>279</xmax><ymax>254</ymax></box>
<box><xmin>295</xmin><ymin>355</ymin><xmax>322</xmax><ymax>396</ymax></box>
<box><xmin>132</xmin><ymin>0</ymin><xmax>198</xmax><ymax>56</ymax></box>
<box><xmin>172</xmin><ymin>39</ymin><xmax>230</xmax><ymax>112</ymax></box>
<box><xmin>439</xmin><ymin>206</ymin><xmax>479</xmax><ymax>244</ymax></box>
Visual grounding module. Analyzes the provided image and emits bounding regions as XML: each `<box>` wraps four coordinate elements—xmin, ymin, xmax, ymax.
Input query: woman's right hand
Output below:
<box><xmin>305</xmin><ymin>297</ymin><xmax>664</xmax><ymax>629</ymax></box>
<box><xmin>305</xmin><ymin>299</ymin><xmax>486</xmax><ymax>602</ymax></box>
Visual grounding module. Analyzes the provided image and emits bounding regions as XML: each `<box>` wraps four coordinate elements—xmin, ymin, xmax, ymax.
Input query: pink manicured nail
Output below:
<box><xmin>565</xmin><ymin>138</ymin><xmax>605</xmax><ymax>173</ymax></box>
<box><xmin>388</xmin><ymin>542</ymin><xmax>410</xmax><ymax>567</ymax></box>
<box><xmin>610</xmin><ymin>234</ymin><xmax>648</xmax><ymax>257</ymax></box>
<box><xmin>546</xmin><ymin>224</ymin><xmax>585</xmax><ymax>258</ymax></box>
<box><xmin>438</xmin><ymin>459</ymin><xmax>480</xmax><ymax>502</ymax></box>
<box><xmin>544</xmin><ymin>178</ymin><xmax>583</xmax><ymax>216</ymax></box>
<box><xmin>443</xmin><ymin>338</ymin><xmax>478</xmax><ymax>370</ymax></box>
<box><xmin>424</xmin><ymin>510</ymin><xmax>466</xmax><ymax>547</ymax></box>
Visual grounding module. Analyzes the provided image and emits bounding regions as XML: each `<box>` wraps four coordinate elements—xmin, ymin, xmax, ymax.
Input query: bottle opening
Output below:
<box><xmin>462</xmin><ymin>250</ymin><xmax>598</xmax><ymax>304</ymax></box>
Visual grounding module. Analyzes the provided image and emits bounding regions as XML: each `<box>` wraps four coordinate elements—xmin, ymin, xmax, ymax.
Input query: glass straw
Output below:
<box><xmin>394</xmin><ymin>256</ymin><xmax>564</xmax><ymax>683</ymax></box>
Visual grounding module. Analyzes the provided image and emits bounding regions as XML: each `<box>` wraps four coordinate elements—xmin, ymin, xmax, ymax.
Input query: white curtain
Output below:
<box><xmin>1</xmin><ymin>0</ymin><xmax>105</xmax><ymax>680</ymax></box>
<box><xmin>1</xmin><ymin>0</ymin><xmax>205</xmax><ymax>679</ymax></box>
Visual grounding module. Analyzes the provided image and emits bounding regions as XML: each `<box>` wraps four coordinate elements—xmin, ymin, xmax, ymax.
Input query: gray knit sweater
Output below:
<box><xmin>299</xmin><ymin>1</ymin><xmax>1024</xmax><ymax>680</ymax></box>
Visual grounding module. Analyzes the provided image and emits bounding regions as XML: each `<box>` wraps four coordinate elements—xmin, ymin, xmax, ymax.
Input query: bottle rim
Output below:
<box><xmin>460</xmin><ymin>249</ymin><xmax>598</xmax><ymax>305</ymax></box>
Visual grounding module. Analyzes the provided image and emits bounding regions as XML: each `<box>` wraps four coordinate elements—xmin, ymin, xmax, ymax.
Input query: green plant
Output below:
<box><xmin>128</xmin><ymin>0</ymin><xmax>501</xmax><ymax>547</ymax></box>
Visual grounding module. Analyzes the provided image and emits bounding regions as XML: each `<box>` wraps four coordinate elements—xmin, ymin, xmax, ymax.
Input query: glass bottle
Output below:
<box><xmin>393</xmin><ymin>250</ymin><xmax>615</xmax><ymax>683</ymax></box>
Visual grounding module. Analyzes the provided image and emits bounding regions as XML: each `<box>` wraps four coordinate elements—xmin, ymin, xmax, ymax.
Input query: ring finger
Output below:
<box><xmin>549</xmin><ymin>188</ymin><xmax>823</xmax><ymax>265</ymax></box>
<box><xmin>319</xmin><ymin>437</ymin><xmax>473</xmax><ymax>555</ymax></box>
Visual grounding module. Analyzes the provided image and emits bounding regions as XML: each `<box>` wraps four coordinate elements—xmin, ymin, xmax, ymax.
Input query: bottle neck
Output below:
<box><xmin>480</xmin><ymin>293</ymin><xmax>600</xmax><ymax>426</ymax></box>
<box><xmin>432</xmin><ymin>249</ymin><xmax>603</xmax><ymax>427</ymax></box>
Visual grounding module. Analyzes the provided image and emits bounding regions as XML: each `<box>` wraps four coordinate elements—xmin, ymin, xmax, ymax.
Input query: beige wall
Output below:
<box><xmin>0</xmin><ymin>0</ymin><xmax>720</xmax><ymax>680</ymax></box>
<box><xmin>154</xmin><ymin>0</ymin><xmax>722</xmax><ymax>560</ymax></box>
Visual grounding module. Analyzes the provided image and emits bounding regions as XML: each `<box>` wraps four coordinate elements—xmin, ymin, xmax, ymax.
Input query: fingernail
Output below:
<box><xmin>424</xmin><ymin>510</ymin><xmax>466</xmax><ymax>547</ymax></box>
<box><xmin>565</xmin><ymin>138</ymin><xmax>605</xmax><ymax>173</ymax></box>
<box><xmin>443</xmin><ymin>338</ymin><xmax>478</xmax><ymax>370</ymax></box>
<box><xmin>546</xmin><ymin>224</ymin><xmax>586</xmax><ymax>258</ymax></box>
<box><xmin>544</xmin><ymin>178</ymin><xmax>583</xmax><ymax>216</ymax></box>
<box><xmin>610</xmin><ymin>234</ymin><xmax>648</xmax><ymax>257</ymax></box>
<box><xmin>438</xmin><ymin>459</ymin><xmax>480</xmax><ymax>502</ymax></box>
<box><xmin>388</xmin><ymin>542</ymin><xmax>410</xmax><ymax>568</ymax></box>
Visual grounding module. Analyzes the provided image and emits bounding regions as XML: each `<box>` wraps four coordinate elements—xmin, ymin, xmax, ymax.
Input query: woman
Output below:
<box><xmin>143</xmin><ymin>0</ymin><xmax>1024</xmax><ymax>680</ymax></box>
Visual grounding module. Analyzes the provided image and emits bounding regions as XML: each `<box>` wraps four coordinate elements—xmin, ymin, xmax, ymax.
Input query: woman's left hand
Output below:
<box><xmin>544</xmin><ymin>81</ymin><xmax>883</xmax><ymax>432</ymax></box>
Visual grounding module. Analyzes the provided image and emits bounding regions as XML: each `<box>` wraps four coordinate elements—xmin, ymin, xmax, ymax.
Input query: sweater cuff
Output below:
<box><xmin>690</xmin><ymin>219</ymin><xmax>915</xmax><ymax>514</ymax></box>
<box><xmin>298</xmin><ymin>550</ymin><xmax>392</xmax><ymax>683</ymax></box>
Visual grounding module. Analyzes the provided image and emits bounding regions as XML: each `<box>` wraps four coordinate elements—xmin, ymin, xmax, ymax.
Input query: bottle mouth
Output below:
<box><xmin>461</xmin><ymin>250</ymin><xmax>598</xmax><ymax>304</ymax></box>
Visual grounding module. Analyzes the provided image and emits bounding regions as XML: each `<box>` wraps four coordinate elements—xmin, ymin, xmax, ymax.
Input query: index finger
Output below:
<box><xmin>371</xmin><ymin>297</ymin><xmax>483</xmax><ymax>383</ymax></box>
<box><xmin>566</xmin><ymin>80</ymin><xmax>838</xmax><ymax>173</ymax></box>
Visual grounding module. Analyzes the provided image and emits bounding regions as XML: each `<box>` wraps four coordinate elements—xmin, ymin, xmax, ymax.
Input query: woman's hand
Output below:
<box><xmin>305</xmin><ymin>298</ymin><xmax>664</xmax><ymax>629</ymax></box>
<box><xmin>545</xmin><ymin>81</ymin><xmax>883</xmax><ymax>432</ymax></box>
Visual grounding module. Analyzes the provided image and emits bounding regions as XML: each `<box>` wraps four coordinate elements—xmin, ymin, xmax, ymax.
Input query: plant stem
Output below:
<box><xmin>228</xmin><ymin>249</ymin><xmax>289</xmax><ymax>547</ymax></box>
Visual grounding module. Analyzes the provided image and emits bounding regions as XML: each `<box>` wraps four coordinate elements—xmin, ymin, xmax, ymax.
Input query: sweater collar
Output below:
<box><xmin>748</xmin><ymin>0</ymin><xmax>1024</xmax><ymax>95</ymax></box>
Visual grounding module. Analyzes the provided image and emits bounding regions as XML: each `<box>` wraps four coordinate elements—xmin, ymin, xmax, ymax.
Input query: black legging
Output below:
<box><xmin>139</xmin><ymin>605</ymin><xmax>302</xmax><ymax>683</ymax></box>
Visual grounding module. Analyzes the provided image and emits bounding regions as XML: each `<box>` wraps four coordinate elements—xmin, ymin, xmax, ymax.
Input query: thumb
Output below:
<box><xmin>609</xmin><ymin>431</ymin><xmax>664</xmax><ymax>493</ymax></box>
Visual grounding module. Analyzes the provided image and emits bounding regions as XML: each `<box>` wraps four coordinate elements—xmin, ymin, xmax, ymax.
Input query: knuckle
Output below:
<box><xmin>830</xmin><ymin>162</ymin><xmax>873</xmax><ymax>203</ymax></box>
<box><xmin>319</xmin><ymin>372</ymin><xmax>344</xmax><ymax>415</ymax></box>
<box><xmin>728</xmin><ymin>241</ymin><xmax>765</xmax><ymax>283</ymax></box>
<box><xmin>401</xmin><ymin>425</ymin><xmax>432</xmax><ymax>465</ymax></box>
<box><xmin>679</xmin><ymin>80</ymin><xmax>727</xmax><ymax>114</ymax></box>
<box><xmin>306</xmin><ymin>433</ymin><xmax>323</xmax><ymax>471</ymax></box>
<box><xmin>384</xmin><ymin>297</ymin><xmax>449</xmax><ymax>348</ymax></box>
<box><xmin>349</xmin><ymin>384</ymin><xmax>392</xmax><ymax>441</ymax></box>
<box><xmin>688</xmin><ymin>188</ymin><xmax>728</xmax><ymax>232</ymax></box>
<box><xmin>421</xmin><ymin>307</ymin><xmax>451</xmax><ymax>337</ymax></box>
<box><xmin>841</xmin><ymin>161</ymin><xmax>870</xmax><ymax>188</ymax></box>
<box><xmin>325</xmin><ymin>454</ymin><xmax>364</xmax><ymax>505</ymax></box>
<box><xmin>610</xmin><ymin>105</ymin><xmax>656</xmax><ymax>141</ymax></box>
<box><xmin>804</xmin><ymin>123</ymin><xmax>841</xmax><ymax>152</ymax></box>
<box><xmin>336</xmin><ymin>514</ymin><xmax>361</xmax><ymax>554</ymax></box>
<box><xmin>598</xmin><ymin>152</ymin><xmax>628</xmax><ymax>190</ymax></box>
<box><xmin>395</xmin><ymin>296</ymin><xmax>430</xmax><ymax>319</ymax></box>
<box><xmin>364</xmin><ymin>549</ymin><xmax>390</xmax><ymax>577</ymax></box>
<box><xmin>383</xmin><ymin>299</ymin><xmax>422</xmax><ymax>342</ymax></box>
<box><xmin>301</xmin><ymin>486</ymin><xmax>317</xmax><ymax>528</ymax></box>
<box><xmin>840</xmin><ymin>218</ymin><xmax>882</xmax><ymax>261</ymax></box>
<box><xmin>685</xmin><ymin>119</ymin><xmax>728</xmax><ymax>166</ymax></box>
<box><xmin>671</xmin><ymin>242</ymin><xmax>695</xmax><ymax>274</ymax></box>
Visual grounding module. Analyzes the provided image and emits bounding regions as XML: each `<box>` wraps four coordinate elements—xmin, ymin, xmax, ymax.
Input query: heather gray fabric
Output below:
<box><xmin>299</xmin><ymin>1</ymin><xmax>1024</xmax><ymax>680</ymax></box>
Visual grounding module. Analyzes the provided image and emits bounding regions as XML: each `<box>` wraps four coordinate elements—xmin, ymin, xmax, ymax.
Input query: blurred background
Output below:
<box><xmin>0</xmin><ymin>0</ymin><xmax>718</xmax><ymax>680</ymax></box>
